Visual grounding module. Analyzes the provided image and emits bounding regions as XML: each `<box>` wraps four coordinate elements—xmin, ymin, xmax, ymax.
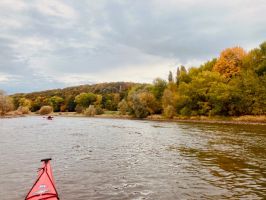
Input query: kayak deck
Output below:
<box><xmin>25</xmin><ymin>158</ymin><xmax>59</xmax><ymax>200</ymax></box>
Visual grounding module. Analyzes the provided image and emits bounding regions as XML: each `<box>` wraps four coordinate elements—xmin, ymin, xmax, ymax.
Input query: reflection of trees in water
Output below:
<box><xmin>170</xmin><ymin>145</ymin><xmax>266</xmax><ymax>198</ymax></box>
<box><xmin>176</xmin><ymin>145</ymin><xmax>264</xmax><ymax>172</ymax></box>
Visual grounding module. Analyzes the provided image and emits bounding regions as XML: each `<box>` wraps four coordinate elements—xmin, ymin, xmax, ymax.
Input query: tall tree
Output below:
<box><xmin>180</xmin><ymin>65</ymin><xmax>187</xmax><ymax>73</ymax></box>
<box><xmin>179</xmin><ymin>65</ymin><xmax>192</xmax><ymax>84</ymax></box>
<box><xmin>176</xmin><ymin>67</ymin><xmax>180</xmax><ymax>85</ymax></box>
<box><xmin>168</xmin><ymin>71</ymin><xmax>173</xmax><ymax>82</ymax></box>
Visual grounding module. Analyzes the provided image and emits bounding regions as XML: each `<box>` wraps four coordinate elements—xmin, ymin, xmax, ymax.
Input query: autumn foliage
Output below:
<box><xmin>39</xmin><ymin>106</ymin><xmax>53</xmax><ymax>115</ymax></box>
<box><xmin>7</xmin><ymin>41</ymin><xmax>266</xmax><ymax>118</ymax></box>
<box><xmin>0</xmin><ymin>90</ymin><xmax>14</xmax><ymax>115</ymax></box>
<box><xmin>213</xmin><ymin>47</ymin><xmax>246</xmax><ymax>78</ymax></box>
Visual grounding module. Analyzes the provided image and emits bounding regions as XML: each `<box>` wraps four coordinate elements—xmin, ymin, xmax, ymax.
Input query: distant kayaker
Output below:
<box><xmin>47</xmin><ymin>116</ymin><xmax>53</xmax><ymax>120</ymax></box>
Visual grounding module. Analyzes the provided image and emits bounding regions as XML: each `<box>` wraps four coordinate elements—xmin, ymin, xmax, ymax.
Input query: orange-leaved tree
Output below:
<box><xmin>213</xmin><ymin>47</ymin><xmax>246</xmax><ymax>78</ymax></box>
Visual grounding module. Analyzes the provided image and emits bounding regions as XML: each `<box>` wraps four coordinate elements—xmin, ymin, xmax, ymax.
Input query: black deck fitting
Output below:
<box><xmin>41</xmin><ymin>158</ymin><xmax>52</xmax><ymax>162</ymax></box>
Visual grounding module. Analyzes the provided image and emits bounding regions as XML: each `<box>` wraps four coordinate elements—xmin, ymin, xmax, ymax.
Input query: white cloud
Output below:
<box><xmin>0</xmin><ymin>73</ymin><xmax>20</xmax><ymax>83</ymax></box>
<box><xmin>55</xmin><ymin>74</ymin><xmax>94</xmax><ymax>86</ymax></box>
<box><xmin>0</xmin><ymin>18</ymin><xmax>23</xmax><ymax>29</ymax></box>
<box><xmin>7</xmin><ymin>36</ymin><xmax>55</xmax><ymax>66</ymax></box>
<box><xmin>56</xmin><ymin>53</ymin><xmax>179</xmax><ymax>84</ymax></box>
<box><xmin>0</xmin><ymin>0</ymin><xmax>27</xmax><ymax>11</ymax></box>
<box><xmin>34</xmin><ymin>0</ymin><xmax>78</xmax><ymax>19</ymax></box>
<box><xmin>0</xmin><ymin>75</ymin><xmax>9</xmax><ymax>82</ymax></box>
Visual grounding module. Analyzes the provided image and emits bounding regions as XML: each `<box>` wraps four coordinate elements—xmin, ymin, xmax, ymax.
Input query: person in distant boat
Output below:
<box><xmin>47</xmin><ymin>116</ymin><xmax>53</xmax><ymax>120</ymax></box>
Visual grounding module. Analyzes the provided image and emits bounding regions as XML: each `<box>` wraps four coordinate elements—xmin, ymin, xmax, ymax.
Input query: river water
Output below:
<box><xmin>0</xmin><ymin>116</ymin><xmax>265</xmax><ymax>200</ymax></box>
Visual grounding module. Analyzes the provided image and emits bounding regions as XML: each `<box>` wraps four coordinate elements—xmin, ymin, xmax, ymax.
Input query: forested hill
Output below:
<box><xmin>13</xmin><ymin>82</ymin><xmax>138</xmax><ymax>98</ymax></box>
<box><xmin>11</xmin><ymin>82</ymin><xmax>141</xmax><ymax>112</ymax></box>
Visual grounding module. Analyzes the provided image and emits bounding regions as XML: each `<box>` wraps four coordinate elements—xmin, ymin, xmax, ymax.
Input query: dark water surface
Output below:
<box><xmin>0</xmin><ymin>117</ymin><xmax>265</xmax><ymax>200</ymax></box>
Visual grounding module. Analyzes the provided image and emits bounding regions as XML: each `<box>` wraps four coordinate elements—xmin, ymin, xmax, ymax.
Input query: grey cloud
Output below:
<box><xmin>0</xmin><ymin>0</ymin><xmax>265</xmax><ymax>93</ymax></box>
<box><xmin>101</xmin><ymin>1</ymin><xmax>266</xmax><ymax>60</ymax></box>
<box><xmin>0</xmin><ymin>38</ymin><xmax>30</xmax><ymax>75</ymax></box>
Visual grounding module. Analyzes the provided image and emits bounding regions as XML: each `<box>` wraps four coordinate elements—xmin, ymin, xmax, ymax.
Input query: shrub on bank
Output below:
<box><xmin>84</xmin><ymin>105</ymin><xmax>96</xmax><ymax>116</ymax></box>
<box><xmin>95</xmin><ymin>106</ymin><xmax>104</xmax><ymax>115</ymax></box>
<box><xmin>75</xmin><ymin>105</ymin><xmax>83</xmax><ymax>113</ymax></box>
<box><xmin>0</xmin><ymin>91</ymin><xmax>14</xmax><ymax>116</ymax></box>
<box><xmin>17</xmin><ymin>106</ymin><xmax>30</xmax><ymax>114</ymax></box>
<box><xmin>163</xmin><ymin>105</ymin><xmax>176</xmax><ymax>119</ymax></box>
<box><xmin>39</xmin><ymin>106</ymin><xmax>53</xmax><ymax>115</ymax></box>
<box><xmin>118</xmin><ymin>99</ymin><xmax>128</xmax><ymax>115</ymax></box>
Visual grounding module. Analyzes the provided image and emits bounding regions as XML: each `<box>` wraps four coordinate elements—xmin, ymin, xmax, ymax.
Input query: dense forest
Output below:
<box><xmin>1</xmin><ymin>41</ymin><xmax>266</xmax><ymax>118</ymax></box>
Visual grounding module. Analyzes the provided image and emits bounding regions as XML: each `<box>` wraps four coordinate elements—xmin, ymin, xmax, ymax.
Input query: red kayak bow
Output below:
<box><xmin>25</xmin><ymin>158</ymin><xmax>59</xmax><ymax>200</ymax></box>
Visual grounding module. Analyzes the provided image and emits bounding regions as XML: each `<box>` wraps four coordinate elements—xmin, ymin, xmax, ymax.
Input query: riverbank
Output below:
<box><xmin>51</xmin><ymin>112</ymin><xmax>266</xmax><ymax>125</ymax></box>
<box><xmin>146</xmin><ymin>115</ymin><xmax>266</xmax><ymax>125</ymax></box>
<box><xmin>2</xmin><ymin>111</ymin><xmax>266</xmax><ymax>125</ymax></box>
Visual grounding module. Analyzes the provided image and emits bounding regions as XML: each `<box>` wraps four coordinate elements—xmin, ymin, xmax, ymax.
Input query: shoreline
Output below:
<box><xmin>98</xmin><ymin>115</ymin><xmax>266</xmax><ymax>125</ymax></box>
<box><xmin>41</xmin><ymin>112</ymin><xmax>266</xmax><ymax>125</ymax></box>
<box><xmin>2</xmin><ymin>112</ymin><xmax>266</xmax><ymax>125</ymax></box>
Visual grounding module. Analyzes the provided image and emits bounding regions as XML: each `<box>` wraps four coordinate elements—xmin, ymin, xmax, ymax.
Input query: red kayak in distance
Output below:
<box><xmin>25</xmin><ymin>158</ymin><xmax>59</xmax><ymax>200</ymax></box>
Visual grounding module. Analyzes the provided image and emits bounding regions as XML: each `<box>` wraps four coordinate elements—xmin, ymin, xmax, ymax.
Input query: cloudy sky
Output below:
<box><xmin>0</xmin><ymin>0</ymin><xmax>265</xmax><ymax>94</ymax></box>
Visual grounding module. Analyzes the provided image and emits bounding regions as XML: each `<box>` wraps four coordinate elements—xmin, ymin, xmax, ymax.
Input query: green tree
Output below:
<box><xmin>207</xmin><ymin>82</ymin><xmax>234</xmax><ymax>115</ymax></box>
<box><xmin>199</xmin><ymin>58</ymin><xmax>217</xmax><ymax>71</ymax></box>
<box><xmin>75</xmin><ymin>92</ymin><xmax>97</xmax><ymax>108</ymax></box>
<box><xmin>49</xmin><ymin>96</ymin><xmax>64</xmax><ymax>112</ymax></box>
<box><xmin>152</xmin><ymin>78</ymin><xmax>167</xmax><ymax>100</ymax></box>
<box><xmin>227</xmin><ymin>71</ymin><xmax>266</xmax><ymax>115</ymax></box>
<box><xmin>176</xmin><ymin>66</ymin><xmax>191</xmax><ymax>84</ymax></box>
<box><xmin>103</xmin><ymin>93</ymin><xmax>120</xmax><ymax>111</ymax></box>
<box><xmin>31</xmin><ymin>97</ymin><xmax>43</xmax><ymax>112</ymax></box>
<box><xmin>65</xmin><ymin>96</ymin><xmax>76</xmax><ymax>112</ymax></box>
<box><xmin>176</xmin><ymin>67</ymin><xmax>180</xmax><ymax>84</ymax></box>
<box><xmin>12</xmin><ymin>96</ymin><xmax>22</xmax><ymax>110</ymax></box>
<box><xmin>244</xmin><ymin>42</ymin><xmax>266</xmax><ymax>76</ymax></box>
<box><xmin>94</xmin><ymin>95</ymin><xmax>103</xmax><ymax>106</ymax></box>
<box><xmin>177</xmin><ymin>71</ymin><xmax>225</xmax><ymax>115</ymax></box>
